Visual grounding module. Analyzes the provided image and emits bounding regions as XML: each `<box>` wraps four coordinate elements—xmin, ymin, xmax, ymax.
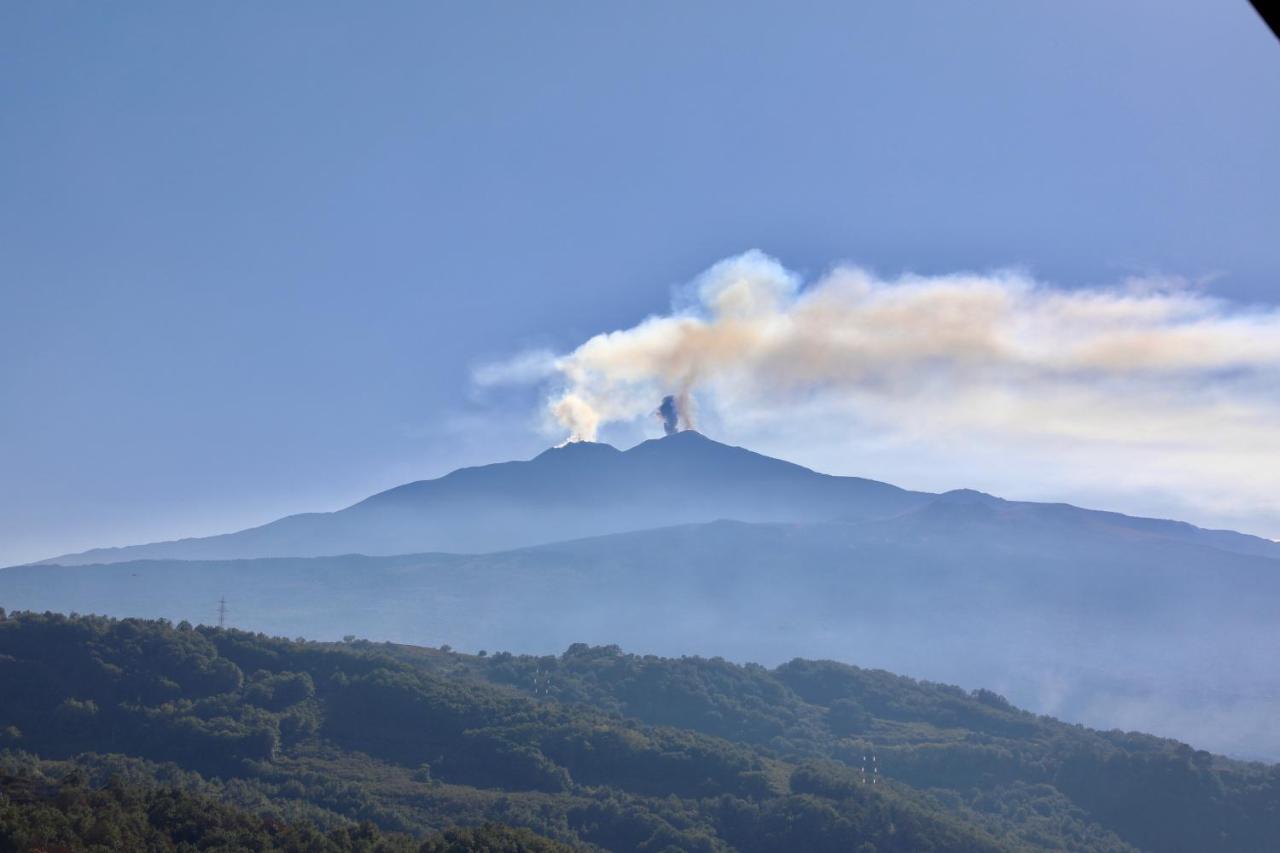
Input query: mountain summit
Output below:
<box><xmin>39</xmin><ymin>432</ymin><xmax>929</xmax><ymax>566</ymax></box>
<box><xmin>35</xmin><ymin>430</ymin><xmax>1279</xmax><ymax>566</ymax></box>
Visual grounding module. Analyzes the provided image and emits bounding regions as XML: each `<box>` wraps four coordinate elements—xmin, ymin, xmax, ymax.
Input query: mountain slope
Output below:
<box><xmin>7</xmin><ymin>493</ymin><xmax>1280</xmax><ymax>759</ymax></box>
<box><xmin>13</xmin><ymin>433</ymin><xmax>1280</xmax><ymax>759</ymax></box>
<box><xmin>39</xmin><ymin>432</ymin><xmax>931</xmax><ymax>565</ymax></box>
<box><xmin>34</xmin><ymin>431</ymin><xmax>1280</xmax><ymax>566</ymax></box>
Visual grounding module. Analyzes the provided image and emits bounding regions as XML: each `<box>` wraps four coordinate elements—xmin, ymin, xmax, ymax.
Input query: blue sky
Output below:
<box><xmin>2</xmin><ymin>2</ymin><xmax>1278</xmax><ymax>565</ymax></box>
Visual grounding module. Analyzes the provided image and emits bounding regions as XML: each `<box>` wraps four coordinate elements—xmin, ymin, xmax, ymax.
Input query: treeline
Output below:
<box><xmin>0</xmin><ymin>610</ymin><xmax>1277</xmax><ymax>851</ymax></box>
<box><xmin>0</xmin><ymin>764</ymin><xmax>572</xmax><ymax>852</ymax></box>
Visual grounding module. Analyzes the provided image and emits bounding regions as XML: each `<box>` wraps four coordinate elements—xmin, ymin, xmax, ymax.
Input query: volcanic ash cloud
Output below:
<box><xmin>476</xmin><ymin>250</ymin><xmax>1280</xmax><ymax>533</ymax></box>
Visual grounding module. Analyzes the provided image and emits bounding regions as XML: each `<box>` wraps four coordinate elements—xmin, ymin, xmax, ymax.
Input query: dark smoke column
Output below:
<box><xmin>657</xmin><ymin>395</ymin><xmax>679</xmax><ymax>436</ymax></box>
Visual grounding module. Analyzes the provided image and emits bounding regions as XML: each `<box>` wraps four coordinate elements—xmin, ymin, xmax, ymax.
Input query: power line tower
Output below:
<box><xmin>860</xmin><ymin>749</ymin><xmax>879</xmax><ymax>785</ymax></box>
<box><xmin>217</xmin><ymin>596</ymin><xmax>227</xmax><ymax>629</ymax></box>
<box><xmin>531</xmin><ymin>668</ymin><xmax>552</xmax><ymax>698</ymax></box>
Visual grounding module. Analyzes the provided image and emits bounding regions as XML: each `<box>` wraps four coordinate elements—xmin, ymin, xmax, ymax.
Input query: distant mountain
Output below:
<box><xmin>11</xmin><ymin>431</ymin><xmax>1280</xmax><ymax>758</ymax></box>
<box><xmin>37</xmin><ymin>432</ymin><xmax>931</xmax><ymax>565</ymax></box>
<box><xmin>32</xmin><ymin>431</ymin><xmax>1280</xmax><ymax>565</ymax></box>
<box><xmin>7</xmin><ymin>492</ymin><xmax>1280</xmax><ymax>759</ymax></box>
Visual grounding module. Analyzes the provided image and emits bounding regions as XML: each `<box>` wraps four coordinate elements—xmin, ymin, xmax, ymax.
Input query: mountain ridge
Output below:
<box><xmin>26</xmin><ymin>430</ymin><xmax>1280</xmax><ymax>567</ymax></box>
<box><xmin>31</xmin><ymin>431</ymin><xmax>929</xmax><ymax>566</ymax></box>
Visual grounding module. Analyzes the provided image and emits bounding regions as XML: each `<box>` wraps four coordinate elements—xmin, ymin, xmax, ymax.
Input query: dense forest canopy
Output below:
<box><xmin>1</xmin><ymin>610</ymin><xmax>1276</xmax><ymax>852</ymax></box>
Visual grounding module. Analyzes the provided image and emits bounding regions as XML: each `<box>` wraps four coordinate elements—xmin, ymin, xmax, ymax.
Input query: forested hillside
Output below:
<box><xmin>393</xmin><ymin>643</ymin><xmax>1280</xmax><ymax>852</ymax></box>
<box><xmin>1</xmin><ymin>610</ymin><xmax>1276</xmax><ymax>851</ymax></box>
<box><xmin>0</xmin><ymin>766</ymin><xmax>573</xmax><ymax>852</ymax></box>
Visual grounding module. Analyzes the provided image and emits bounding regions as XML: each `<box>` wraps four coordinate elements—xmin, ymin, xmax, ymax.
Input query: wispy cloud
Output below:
<box><xmin>472</xmin><ymin>348</ymin><xmax>558</xmax><ymax>387</ymax></box>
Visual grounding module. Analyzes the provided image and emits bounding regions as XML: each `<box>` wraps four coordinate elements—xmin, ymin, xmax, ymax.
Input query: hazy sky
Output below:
<box><xmin>2</xmin><ymin>2</ymin><xmax>1278</xmax><ymax>565</ymax></box>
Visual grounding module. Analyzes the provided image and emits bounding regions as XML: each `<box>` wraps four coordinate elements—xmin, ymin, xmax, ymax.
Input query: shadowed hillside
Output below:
<box><xmin>1</xmin><ymin>612</ymin><xmax>1278</xmax><ymax>852</ymax></box>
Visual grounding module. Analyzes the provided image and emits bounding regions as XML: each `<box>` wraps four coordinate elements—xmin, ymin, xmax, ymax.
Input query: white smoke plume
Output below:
<box><xmin>477</xmin><ymin>250</ymin><xmax>1280</xmax><ymax>535</ymax></box>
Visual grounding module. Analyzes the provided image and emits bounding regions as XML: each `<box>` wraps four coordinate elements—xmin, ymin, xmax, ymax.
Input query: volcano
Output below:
<box><xmin>31</xmin><ymin>431</ymin><xmax>1279</xmax><ymax>566</ymax></box>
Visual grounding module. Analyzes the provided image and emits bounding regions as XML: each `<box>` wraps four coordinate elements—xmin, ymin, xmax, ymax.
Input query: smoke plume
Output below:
<box><xmin>654</xmin><ymin>392</ymin><xmax>695</xmax><ymax>436</ymax></box>
<box><xmin>657</xmin><ymin>396</ymin><xmax>679</xmax><ymax>436</ymax></box>
<box><xmin>476</xmin><ymin>250</ymin><xmax>1280</xmax><ymax>536</ymax></box>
